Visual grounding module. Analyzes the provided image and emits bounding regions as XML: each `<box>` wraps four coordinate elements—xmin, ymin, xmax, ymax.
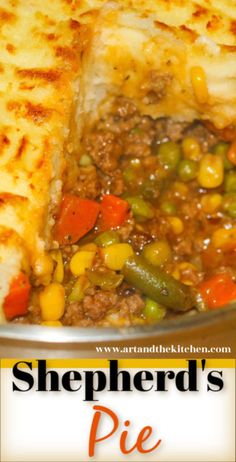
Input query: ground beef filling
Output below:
<box><xmin>16</xmin><ymin>98</ymin><xmax>236</xmax><ymax>327</ymax></box>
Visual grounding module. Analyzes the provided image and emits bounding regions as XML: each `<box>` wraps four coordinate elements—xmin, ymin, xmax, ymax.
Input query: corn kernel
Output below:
<box><xmin>51</xmin><ymin>250</ymin><xmax>64</xmax><ymax>283</ymax></box>
<box><xmin>190</xmin><ymin>66</ymin><xmax>209</xmax><ymax>104</ymax></box>
<box><xmin>168</xmin><ymin>217</ymin><xmax>184</xmax><ymax>235</ymax></box>
<box><xmin>172</xmin><ymin>269</ymin><xmax>180</xmax><ymax>281</ymax></box>
<box><xmin>173</xmin><ymin>181</ymin><xmax>189</xmax><ymax>199</ymax></box>
<box><xmin>102</xmin><ymin>243</ymin><xmax>134</xmax><ymax>270</ymax></box>
<box><xmin>80</xmin><ymin>243</ymin><xmax>97</xmax><ymax>252</ymax></box>
<box><xmin>41</xmin><ymin>321</ymin><xmax>62</xmax><ymax>327</ymax></box>
<box><xmin>211</xmin><ymin>228</ymin><xmax>236</xmax><ymax>249</ymax></box>
<box><xmin>39</xmin><ymin>283</ymin><xmax>65</xmax><ymax>321</ymax></box>
<box><xmin>142</xmin><ymin>241</ymin><xmax>172</xmax><ymax>266</ymax></box>
<box><xmin>182</xmin><ymin>137</ymin><xmax>202</xmax><ymax>161</ymax></box>
<box><xmin>197</xmin><ymin>154</ymin><xmax>224</xmax><ymax>189</ymax></box>
<box><xmin>201</xmin><ymin>194</ymin><xmax>222</xmax><ymax>214</ymax></box>
<box><xmin>70</xmin><ymin>250</ymin><xmax>96</xmax><ymax>276</ymax></box>
<box><xmin>34</xmin><ymin>253</ymin><xmax>54</xmax><ymax>277</ymax></box>
<box><xmin>172</xmin><ymin>262</ymin><xmax>197</xmax><ymax>286</ymax></box>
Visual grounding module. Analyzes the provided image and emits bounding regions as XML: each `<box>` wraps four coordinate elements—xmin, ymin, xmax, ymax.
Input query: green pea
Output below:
<box><xmin>79</xmin><ymin>154</ymin><xmax>93</xmax><ymax>166</ymax></box>
<box><xmin>131</xmin><ymin>127</ymin><xmax>142</xmax><ymax>135</ymax></box>
<box><xmin>126</xmin><ymin>196</ymin><xmax>154</xmax><ymax>219</ymax></box>
<box><xmin>224</xmin><ymin>171</ymin><xmax>236</xmax><ymax>192</ymax></box>
<box><xmin>222</xmin><ymin>193</ymin><xmax>236</xmax><ymax>218</ymax></box>
<box><xmin>94</xmin><ymin>231</ymin><xmax>120</xmax><ymax>248</ymax></box>
<box><xmin>160</xmin><ymin>200</ymin><xmax>177</xmax><ymax>215</ymax></box>
<box><xmin>213</xmin><ymin>142</ymin><xmax>233</xmax><ymax>170</ymax></box>
<box><xmin>123</xmin><ymin>167</ymin><xmax>136</xmax><ymax>184</ymax></box>
<box><xmin>143</xmin><ymin>298</ymin><xmax>166</xmax><ymax>322</ymax></box>
<box><xmin>142</xmin><ymin>240</ymin><xmax>172</xmax><ymax>267</ymax></box>
<box><xmin>157</xmin><ymin>141</ymin><xmax>181</xmax><ymax>171</ymax></box>
<box><xmin>213</xmin><ymin>142</ymin><xmax>229</xmax><ymax>156</ymax></box>
<box><xmin>177</xmin><ymin>159</ymin><xmax>198</xmax><ymax>182</ymax></box>
<box><xmin>140</xmin><ymin>178</ymin><xmax>162</xmax><ymax>200</ymax></box>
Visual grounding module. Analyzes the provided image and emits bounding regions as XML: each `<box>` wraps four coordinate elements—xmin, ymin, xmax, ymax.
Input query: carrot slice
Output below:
<box><xmin>3</xmin><ymin>272</ymin><xmax>31</xmax><ymax>320</ymax></box>
<box><xmin>199</xmin><ymin>273</ymin><xmax>236</xmax><ymax>309</ymax></box>
<box><xmin>54</xmin><ymin>194</ymin><xmax>100</xmax><ymax>246</ymax></box>
<box><xmin>203</xmin><ymin>121</ymin><xmax>236</xmax><ymax>142</ymax></box>
<box><xmin>99</xmin><ymin>194</ymin><xmax>129</xmax><ymax>231</ymax></box>
<box><xmin>227</xmin><ymin>139</ymin><xmax>236</xmax><ymax>165</ymax></box>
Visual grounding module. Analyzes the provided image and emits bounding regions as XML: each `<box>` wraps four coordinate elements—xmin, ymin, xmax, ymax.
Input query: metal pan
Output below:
<box><xmin>0</xmin><ymin>304</ymin><xmax>235</xmax><ymax>358</ymax></box>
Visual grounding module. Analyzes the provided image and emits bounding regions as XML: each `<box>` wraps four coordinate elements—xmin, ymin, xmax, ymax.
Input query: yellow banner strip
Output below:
<box><xmin>1</xmin><ymin>359</ymin><xmax>235</xmax><ymax>368</ymax></box>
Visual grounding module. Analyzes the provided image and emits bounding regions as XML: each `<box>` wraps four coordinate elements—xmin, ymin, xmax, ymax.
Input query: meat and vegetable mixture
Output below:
<box><xmin>6</xmin><ymin>99</ymin><xmax>236</xmax><ymax>327</ymax></box>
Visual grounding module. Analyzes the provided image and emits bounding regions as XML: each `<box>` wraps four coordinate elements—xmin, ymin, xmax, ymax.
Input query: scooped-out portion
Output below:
<box><xmin>14</xmin><ymin>97</ymin><xmax>236</xmax><ymax>327</ymax></box>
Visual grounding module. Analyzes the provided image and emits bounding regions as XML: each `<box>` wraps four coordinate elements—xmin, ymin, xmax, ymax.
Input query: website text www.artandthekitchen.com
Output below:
<box><xmin>95</xmin><ymin>344</ymin><xmax>232</xmax><ymax>354</ymax></box>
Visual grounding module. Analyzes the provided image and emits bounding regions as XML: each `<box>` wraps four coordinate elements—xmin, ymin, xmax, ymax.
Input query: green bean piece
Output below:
<box><xmin>122</xmin><ymin>255</ymin><xmax>195</xmax><ymax>311</ymax></box>
<box><xmin>88</xmin><ymin>270</ymin><xmax>123</xmax><ymax>290</ymax></box>
<box><xmin>160</xmin><ymin>200</ymin><xmax>177</xmax><ymax>215</ymax></box>
<box><xmin>178</xmin><ymin>159</ymin><xmax>198</xmax><ymax>182</ymax></box>
<box><xmin>95</xmin><ymin>231</ymin><xmax>120</xmax><ymax>248</ymax></box>
<box><xmin>142</xmin><ymin>241</ymin><xmax>172</xmax><ymax>266</ymax></box>
<box><xmin>126</xmin><ymin>196</ymin><xmax>154</xmax><ymax>219</ymax></box>
<box><xmin>79</xmin><ymin>154</ymin><xmax>93</xmax><ymax>167</ymax></box>
<box><xmin>68</xmin><ymin>279</ymin><xmax>88</xmax><ymax>302</ymax></box>
<box><xmin>143</xmin><ymin>298</ymin><xmax>166</xmax><ymax>322</ymax></box>
<box><xmin>224</xmin><ymin>171</ymin><xmax>236</xmax><ymax>192</ymax></box>
<box><xmin>223</xmin><ymin>193</ymin><xmax>236</xmax><ymax>218</ymax></box>
<box><xmin>213</xmin><ymin>142</ymin><xmax>233</xmax><ymax>170</ymax></box>
<box><xmin>157</xmin><ymin>141</ymin><xmax>181</xmax><ymax>171</ymax></box>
